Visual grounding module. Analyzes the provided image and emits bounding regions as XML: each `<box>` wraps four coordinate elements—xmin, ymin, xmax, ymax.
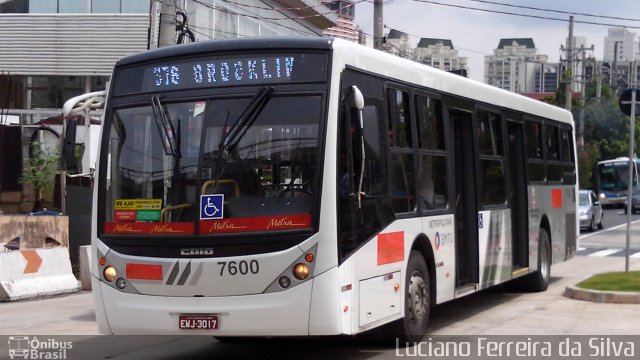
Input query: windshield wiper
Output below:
<box><xmin>151</xmin><ymin>95</ymin><xmax>180</xmax><ymax>157</ymax></box>
<box><xmin>218</xmin><ymin>86</ymin><xmax>273</xmax><ymax>155</ymax></box>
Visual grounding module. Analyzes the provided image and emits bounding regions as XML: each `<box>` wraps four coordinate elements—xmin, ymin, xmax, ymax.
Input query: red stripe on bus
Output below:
<box><xmin>104</xmin><ymin>222</ymin><xmax>195</xmax><ymax>234</ymax></box>
<box><xmin>551</xmin><ymin>189</ymin><xmax>563</xmax><ymax>208</ymax></box>
<box><xmin>126</xmin><ymin>263</ymin><xmax>163</xmax><ymax>281</ymax></box>
<box><xmin>377</xmin><ymin>231</ymin><xmax>404</xmax><ymax>265</ymax></box>
<box><xmin>200</xmin><ymin>214</ymin><xmax>311</xmax><ymax>234</ymax></box>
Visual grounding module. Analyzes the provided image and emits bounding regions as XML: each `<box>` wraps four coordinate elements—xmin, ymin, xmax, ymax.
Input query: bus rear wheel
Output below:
<box><xmin>386</xmin><ymin>250</ymin><xmax>430</xmax><ymax>344</ymax></box>
<box><xmin>524</xmin><ymin>228</ymin><xmax>551</xmax><ymax>292</ymax></box>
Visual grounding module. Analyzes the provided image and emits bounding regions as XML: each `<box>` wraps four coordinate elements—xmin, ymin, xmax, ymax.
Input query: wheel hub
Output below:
<box><xmin>407</xmin><ymin>272</ymin><xmax>428</xmax><ymax>322</ymax></box>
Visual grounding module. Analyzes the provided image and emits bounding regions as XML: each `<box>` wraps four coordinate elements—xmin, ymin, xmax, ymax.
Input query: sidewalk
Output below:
<box><xmin>565</xmin><ymin>219</ymin><xmax>640</xmax><ymax>304</ymax></box>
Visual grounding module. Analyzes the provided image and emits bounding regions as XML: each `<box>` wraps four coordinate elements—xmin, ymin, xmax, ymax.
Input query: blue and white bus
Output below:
<box><xmin>594</xmin><ymin>157</ymin><xmax>640</xmax><ymax>207</ymax></box>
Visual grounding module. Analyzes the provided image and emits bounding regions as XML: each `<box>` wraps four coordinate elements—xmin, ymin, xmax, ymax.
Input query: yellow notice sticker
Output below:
<box><xmin>114</xmin><ymin>199</ymin><xmax>162</xmax><ymax>211</ymax></box>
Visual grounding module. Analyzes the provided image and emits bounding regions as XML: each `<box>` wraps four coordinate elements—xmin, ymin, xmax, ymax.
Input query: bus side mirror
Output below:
<box><xmin>350</xmin><ymin>86</ymin><xmax>364</xmax><ymax>111</ymax></box>
<box><xmin>347</xmin><ymin>86</ymin><xmax>365</xmax><ymax>208</ymax></box>
<box><xmin>61</xmin><ymin>117</ymin><xmax>77</xmax><ymax>171</ymax></box>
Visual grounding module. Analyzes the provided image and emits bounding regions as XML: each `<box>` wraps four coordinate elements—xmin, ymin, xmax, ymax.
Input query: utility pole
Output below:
<box><xmin>158</xmin><ymin>0</ymin><xmax>176</xmax><ymax>48</ymax></box>
<box><xmin>625</xmin><ymin>59</ymin><xmax>637</xmax><ymax>273</ymax></box>
<box><xmin>564</xmin><ymin>16</ymin><xmax>574</xmax><ymax>111</ymax></box>
<box><xmin>148</xmin><ymin>0</ymin><xmax>162</xmax><ymax>49</ymax></box>
<box><xmin>578</xmin><ymin>46</ymin><xmax>586</xmax><ymax>146</ymax></box>
<box><xmin>373</xmin><ymin>0</ymin><xmax>383</xmax><ymax>50</ymax></box>
<box><xmin>611</xmin><ymin>41</ymin><xmax>619</xmax><ymax>90</ymax></box>
<box><xmin>596</xmin><ymin>60</ymin><xmax>602</xmax><ymax>100</ymax></box>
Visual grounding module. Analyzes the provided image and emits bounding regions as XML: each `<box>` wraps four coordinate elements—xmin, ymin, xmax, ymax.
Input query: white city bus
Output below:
<box><xmin>92</xmin><ymin>38</ymin><xmax>578</xmax><ymax>341</ymax></box>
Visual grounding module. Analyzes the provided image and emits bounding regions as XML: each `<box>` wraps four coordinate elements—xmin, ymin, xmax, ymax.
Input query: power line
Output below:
<box><xmin>411</xmin><ymin>0</ymin><xmax>640</xmax><ymax>30</ymax></box>
<box><xmin>191</xmin><ymin>0</ymin><xmax>318</xmax><ymax>37</ymax></box>
<box><xmin>382</xmin><ymin>25</ymin><xmax>491</xmax><ymax>56</ymax></box>
<box><xmin>466</xmin><ymin>0</ymin><xmax>640</xmax><ymax>23</ymax></box>
<box><xmin>216</xmin><ymin>0</ymin><xmax>368</xmax><ymax>14</ymax></box>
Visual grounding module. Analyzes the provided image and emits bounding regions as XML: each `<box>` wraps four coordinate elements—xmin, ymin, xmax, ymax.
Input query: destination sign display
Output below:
<box><xmin>114</xmin><ymin>53</ymin><xmax>327</xmax><ymax>94</ymax></box>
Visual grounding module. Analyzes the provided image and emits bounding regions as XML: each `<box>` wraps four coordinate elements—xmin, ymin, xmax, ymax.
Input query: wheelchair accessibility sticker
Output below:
<box><xmin>200</xmin><ymin>194</ymin><xmax>224</xmax><ymax>220</ymax></box>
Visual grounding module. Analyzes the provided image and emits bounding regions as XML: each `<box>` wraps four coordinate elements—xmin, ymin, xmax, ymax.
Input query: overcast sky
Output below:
<box><xmin>355</xmin><ymin>0</ymin><xmax>640</xmax><ymax>81</ymax></box>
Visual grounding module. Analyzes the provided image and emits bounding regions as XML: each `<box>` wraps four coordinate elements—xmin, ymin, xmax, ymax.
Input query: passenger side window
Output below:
<box><xmin>526</xmin><ymin>120</ymin><xmax>545</xmax><ymax>182</ymax></box>
<box><xmin>415</xmin><ymin>95</ymin><xmax>447</xmax><ymax>210</ymax></box>
<box><xmin>387</xmin><ymin>88</ymin><xmax>415</xmax><ymax>213</ymax></box>
<box><xmin>545</xmin><ymin>124</ymin><xmax>562</xmax><ymax>182</ymax></box>
<box><xmin>387</xmin><ymin>89</ymin><xmax>412</xmax><ymax>149</ymax></box>
<box><xmin>561</xmin><ymin>128</ymin><xmax>576</xmax><ymax>184</ymax></box>
<box><xmin>477</xmin><ymin>110</ymin><xmax>506</xmax><ymax>206</ymax></box>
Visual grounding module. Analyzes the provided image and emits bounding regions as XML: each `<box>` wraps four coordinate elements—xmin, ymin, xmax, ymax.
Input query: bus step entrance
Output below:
<box><xmin>454</xmin><ymin>283</ymin><xmax>478</xmax><ymax>297</ymax></box>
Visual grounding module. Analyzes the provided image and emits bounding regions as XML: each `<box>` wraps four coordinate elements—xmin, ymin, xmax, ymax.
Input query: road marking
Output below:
<box><xmin>579</xmin><ymin>218</ymin><xmax>640</xmax><ymax>240</ymax></box>
<box><xmin>631</xmin><ymin>252</ymin><xmax>640</xmax><ymax>258</ymax></box>
<box><xmin>588</xmin><ymin>249</ymin><xmax>622</xmax><ymax>257</ymax></box>
<box><xmin>578</xmin><ymin>247</ymin><xmax>586</xmax><ymax>251</ymax></box>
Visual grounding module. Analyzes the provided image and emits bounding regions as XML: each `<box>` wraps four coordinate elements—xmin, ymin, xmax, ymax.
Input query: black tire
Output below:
<box><xmin>524</xmin><ymin>228</ymin><xmax>551</xmax><ymax>292</ymax></box>
<box><xmin>385</xmin><ymin>250</ymin><xmax>430</xmax><ymax>343</ymax></box>
<box><xmin>597</xmin><ymin>214</ymin><xmax>604</xmax><ymax>230</ymax></box>
<box><xmin>589</xmin><ymin>216</ymin><xmax>597</xmax><ymax>232</ymax></box>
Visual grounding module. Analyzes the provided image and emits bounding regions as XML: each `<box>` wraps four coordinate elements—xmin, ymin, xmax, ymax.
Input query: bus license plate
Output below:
<box><xmin>179</xmin><ymin>314</ymin><xmax>219</xmax><ymax>330</ymax></box>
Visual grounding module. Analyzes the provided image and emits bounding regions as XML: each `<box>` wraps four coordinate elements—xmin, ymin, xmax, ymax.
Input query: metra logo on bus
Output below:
<box><xmin>112</xmin><ymin>224</ymin><xmax>143</xmax><ymax>233</ymax></box>
<box><xmin>149</xmin><ymin>224</ymin><xmax>186</xmax><ymax>234</ymax></box>
<box><xmin>267</xmin><ymin>217</ymin><xmax>307</xmax><ymax>229</ymax></box>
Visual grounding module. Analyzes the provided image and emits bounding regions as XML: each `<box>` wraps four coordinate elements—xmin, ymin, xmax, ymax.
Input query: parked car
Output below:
<box><xmin>579</xmin><ymin>189</ymin><xmax>604</xmax><ymax>231</ymax></box>
<box><xmin>624</xmin><ymin>186</ymin><xmax>640</xmax><ymax>214</ymax></box>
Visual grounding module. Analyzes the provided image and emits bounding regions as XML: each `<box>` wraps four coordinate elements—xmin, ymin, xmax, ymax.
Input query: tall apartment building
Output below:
<box><xmin>484</xmin><ymin>38</ymin><xmax>549</xmax><ymax>94</ymax></box>
<box><xmin>602</xmin><ymin>28</ymin><xmax>640</xmax><ymax>93</ymax></box>
<box><xmin>322</xmin><ymin>1</ymin><xmax>359</xmax><ymax>42</ymax></box>
<box><xmin>603</xmin><ymin>27</ymin><xmax>639</xmax><ymax>63</ymax></box>
<box><xmin>383</xmin><ymin>29</ymin><xmax>411</xmax><ymax>58</ymax></box>
<box><xmin>412</xmin><ymin>38</ymin><xmax>468</xmax><ymax>75</ymax></box>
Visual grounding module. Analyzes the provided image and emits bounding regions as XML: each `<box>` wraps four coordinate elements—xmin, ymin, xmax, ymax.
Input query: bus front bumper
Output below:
<box><xmin>95</xmin><ymin>279</ymin><xmax>316</xmax><ymax>336</ymax></box>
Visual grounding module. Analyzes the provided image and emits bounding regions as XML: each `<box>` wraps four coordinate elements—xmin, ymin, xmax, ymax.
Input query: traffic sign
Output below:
<box><xmin>200</xmin><ymin>194</ymin><xmax>224</xmax><ymax>220</ymax></box>
<box><xmin>619</xmin><ymin>88</ymin><xmax>640</xmax><ymax>116</ymax></box>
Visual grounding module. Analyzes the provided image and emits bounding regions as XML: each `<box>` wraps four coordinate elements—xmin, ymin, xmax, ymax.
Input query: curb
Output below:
<box><xmin>563</xmin><ymin>285</ymin><xmax>640</xmax><ymax>304</ymax></box>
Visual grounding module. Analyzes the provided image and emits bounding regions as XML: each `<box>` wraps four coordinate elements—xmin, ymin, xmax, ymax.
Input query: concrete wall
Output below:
<box><xmin>0</xmin><ymin>215</ymin><xmax>69</xmax><ymax>250</ymax></box>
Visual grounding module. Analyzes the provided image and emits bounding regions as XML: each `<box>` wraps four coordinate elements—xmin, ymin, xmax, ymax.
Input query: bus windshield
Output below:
<box><xmin>102</xmin><ymin>92</ymin><xmax>323</xmax><ymax>236</ymax></box>
<box><xmin>597</xmin><ymin>161</ymin><xmax>636</xmax><ymax>192</ymax></box>
<box><xmin>599</xmin><ymin>161</ymin><xmax>629</xmax><ymax>191</ymax></box>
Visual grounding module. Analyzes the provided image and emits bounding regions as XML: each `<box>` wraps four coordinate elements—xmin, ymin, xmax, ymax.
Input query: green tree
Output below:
<box><xmin>581</xmin><ymin>81</ymin><xmax>640</xmax><ymax>161</ymax></box>
<box><xmin>20</xmin><ymin>144</ymin><xmax>60</xmax><ymax>212</ymax></box>
<box><xmin>577</xmin><ymin>143</ymin><xmax>600</xmax><ymax>189</ymax></box>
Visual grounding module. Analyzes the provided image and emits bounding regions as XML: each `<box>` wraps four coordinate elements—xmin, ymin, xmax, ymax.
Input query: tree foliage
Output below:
<box><xmin>580</xmin><ymin>81</ymin><xmax>640</xmax><ymax>181</ymax></box>
<box><xmin>20</xmin><ymin>144</ymin><xmax>59</xmax><ymax>210</ymax></box>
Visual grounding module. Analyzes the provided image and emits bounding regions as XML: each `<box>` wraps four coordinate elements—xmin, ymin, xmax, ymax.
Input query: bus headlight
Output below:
<box><xmin>599</xmin><ymin>193</ymin><xmax>606</xmax><ymax>199</ymax></box>
<box><xmin>103</xmin><ymin>266</ymin><xmax>117</xmax><ymax>282</ymax></box>
<box><xmin>293</xmin><ymin>263</ymin><xmax>309</xmax><ymax>280</ymax></box>
<box><xmin>264</xmin><ymin>245</ymin><xmax>317</xmax><ymax>293</ymax></box>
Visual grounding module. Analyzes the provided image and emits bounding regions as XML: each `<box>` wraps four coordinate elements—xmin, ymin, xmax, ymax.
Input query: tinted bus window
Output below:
<box><xmin>477</xmin><ymin>110</ymin><xmax>506</xmax><ymax>206</ymax></box>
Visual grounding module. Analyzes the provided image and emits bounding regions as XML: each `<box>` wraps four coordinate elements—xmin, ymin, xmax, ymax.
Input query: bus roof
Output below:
<box><xmin>115</xmin><ymin>37</ymin><xmax>573</xmax><ymax>126</ymax></box>
<box><xmin>597</xmin><ymin>157</ymin><xmax>640</xmax><ymax>164</ymax></box>
<box><xmin>330</xmin><ymin>38</ymin><xmax>574</xmax><ymax>126</ymax></box>
<box><xmin>115</xmin><ymin>37</ymin><xmax>334</xmax><ymax>67</ymax></box>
